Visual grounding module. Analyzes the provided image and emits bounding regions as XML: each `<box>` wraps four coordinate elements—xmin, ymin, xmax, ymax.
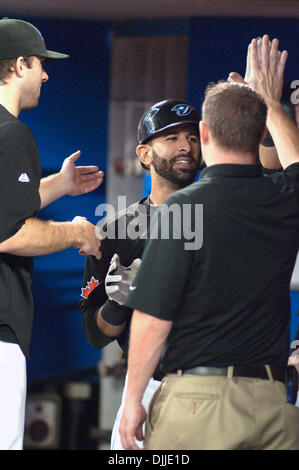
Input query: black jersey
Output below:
<box><xmin>0</xmin><ymin>105</ymin><xmax>41</xmax><ymax>358</ymax></box>
<box><xmin>79</xmin><ymin>197</ymin><xmax>163</xmax><ymax>373</ymax></box>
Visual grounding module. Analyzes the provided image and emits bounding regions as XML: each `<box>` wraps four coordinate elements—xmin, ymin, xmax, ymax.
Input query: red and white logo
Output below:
<box><xmin>81</xmin><ymin>276</ymin><xmax>99</xmax><ymax>299</ymax></box>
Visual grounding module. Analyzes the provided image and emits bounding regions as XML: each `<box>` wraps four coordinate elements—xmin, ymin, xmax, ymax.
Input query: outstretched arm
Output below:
<box><xmin>231</xmin><ymin>36</ymin><xmax>298</xmax><ymax>169</ymax></box>
<box><xmin>0</xmin><ymin>216</ymin><xmax>101</xmax><ymax>259</ymax></box>
<box><xmin>259</xmin><ymin>146</ymin><xmax>281</xmax><ymax>170</ymax></box>
<box><xmin>251</xmin><ymin>36</ymin><xmax>299</xmax><ymax>168</ymax></box>
<box><xmin>229</xmin><ymin>38</ymin><xmax>282</xmax><ymax>169</ymax></box>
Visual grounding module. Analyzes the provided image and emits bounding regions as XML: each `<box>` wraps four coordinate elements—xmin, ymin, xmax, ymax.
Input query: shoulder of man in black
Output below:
<box><xmin>0</xmin><ymin>109</ymin><xmax>41</xmax><ymax>243</ymax></box>
<box><xmin>0</xmin><ymin>105</ymin><xmax>35</xmax><ymax>140</ymax></box>
<box><xmin>0</xmin><ymin>106</ymin><xmax>41</xmax><ymax>171</ymax></box>
<box><xmin>264</xmin><ymin>162</ymin><xmax>299</xmax><ymax>205</ymax></box>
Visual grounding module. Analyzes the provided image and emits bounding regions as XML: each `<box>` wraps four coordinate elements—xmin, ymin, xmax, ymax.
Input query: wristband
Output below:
<box><xmin>261</xmin><ymin>130</ymin><xmax>274</xmax><ymax>148</ymax></box>
<box><xmin>100</xmin><ymin>299</ymin><xmax>131</xmax><ymax>326</ymax></box>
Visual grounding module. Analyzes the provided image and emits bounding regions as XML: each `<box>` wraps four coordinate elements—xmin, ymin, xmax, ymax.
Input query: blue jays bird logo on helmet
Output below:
<box><xmin>171</xmin><ymin>104</ymin><xmax>192</xmax><ymax>117</ymax></box>
<box><xmin>138</xmin><ymin>99</ymin><xmax>200</xmax><ymax>144</ymax></box>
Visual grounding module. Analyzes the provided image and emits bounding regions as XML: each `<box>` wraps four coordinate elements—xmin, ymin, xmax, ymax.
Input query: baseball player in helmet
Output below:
<box><xmin>79</xmin><ymin>98</ymin><xmax>202</xmax><ymax>449</ymax></box>
<box><xmin>138</xmin><ymin>98</ymin><xmax>203</xmax><ymax>172</ymax></box>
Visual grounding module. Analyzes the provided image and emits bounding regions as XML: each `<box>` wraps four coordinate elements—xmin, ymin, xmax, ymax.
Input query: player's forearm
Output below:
<box><xmin>265</xmin><ymin>101</ymin><xmax>299</xmax><ymax>169</ymax></box>
<box><xmin>96</xmin><ymin>299</ymin><xmax>130</xmax><ymax>337</ymax></box>
<box><xmin>126</xmin><ymin>310</ymin><xmax>172</xmax><ymax>404</ymax></box>
<box><xmin>39</xmin><ymin>173</ymin><xmax>66</xmax><ymax>209</ymax></box>
<box><xmin>81</xmin><ymin>307</ymin><xmax>115</xmax><ymax>349</ymax></box>
<box><xmin>0</xmin><ymin>217</ymin><xmax>80</xmax><ymax>256</ymax></box>
<box><xmin>259</xmin><ymin>145</ymin><xmax>281</xmax><ymax>169</ymax></box>
<box><xmin>97</xmin><ymin>307</ymin><xmax>127</xmax><ymax>337</ymax></box>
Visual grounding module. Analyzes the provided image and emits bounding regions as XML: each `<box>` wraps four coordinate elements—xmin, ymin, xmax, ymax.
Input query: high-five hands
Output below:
<box><xmin>228</xmin><ymin>35</ymin><xmax>288</xmax><ymax>104</ymax></box>
<box><xmin>72</xmin><ymin>215</ymin><xmax>101</xmax><ymax>260</ymax></box>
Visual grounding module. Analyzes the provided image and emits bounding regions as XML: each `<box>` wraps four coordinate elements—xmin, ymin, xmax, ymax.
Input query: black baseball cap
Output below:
<box><xmin>0</xmin><ymin>17</ymin><xmax>69</xmax><ymax>60</ymax></box>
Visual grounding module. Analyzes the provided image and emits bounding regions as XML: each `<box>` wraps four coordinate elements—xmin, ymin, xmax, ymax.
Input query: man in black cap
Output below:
<box><xmin>0</xmin><ymin>18</ymin><xmax>103</xmax><ymax>450</ymax></box>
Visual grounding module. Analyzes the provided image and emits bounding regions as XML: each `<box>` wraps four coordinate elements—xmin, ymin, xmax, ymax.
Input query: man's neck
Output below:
<box><xmin>203</xmin><ymin>144</ymin><xmax>257</xmax><ymax>166</ymax></box>
<box><xmin>149</xmin><ymin>172</ymin><xmax>182</xmax><ymax>205</ymax></box>
<box><xmin>0</xmin><ymin>83</ymin><xmax>20</xmax><ymax>117</ymax></box>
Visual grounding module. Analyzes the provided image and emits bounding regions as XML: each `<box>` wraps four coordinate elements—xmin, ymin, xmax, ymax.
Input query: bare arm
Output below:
<box><xmin>259</xmin><ymin>145</ymin><xmax>281</xmax><ymax>170</ymax></box>
<box><xmin>39</xmin><ymin>173</ymin><xmax>65</xmax><ymax>209</ymax></box>
<box><xmin>264</xmin><ymin>100</ymin><xmax>299</xmax><ymax>168</ymax></box>
<box><xmin>230</xmin><ymin>37</ymin><xmax>284</xmax><ymax>170</ymax></box>
<box><xmin>249</xmin><ymin>36</ymin><xmax>299</xmax><ymax>168</ymax></box>
<box><xmin>0</xmin><ymin>216</ymin><xmax>101</xmax><ymax>259</ymax></box>
<box><xmin>119</xmin><ymin>310</ymin><xmax>172</xmax><ymax>450</ymax></box>
<box><xmin>39</xmin><ymin>151</ymin><xmax>104</xmax><ymax>209</ymax></box>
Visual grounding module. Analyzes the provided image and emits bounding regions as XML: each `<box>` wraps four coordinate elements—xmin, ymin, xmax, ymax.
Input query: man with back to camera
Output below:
<box><xmin>0</xmin><ymin>18</ymin><xmax>104</xmax><ymax>450</ymax></box>
<box><xmin>120</xmin><ymin>35</ymin><xmax>299</xmax><ymax>450</ymax></box>
<box><xmin>79</xmin><ymin>98</ymin><xmax>202</xmax><ymax>449</ymax></box>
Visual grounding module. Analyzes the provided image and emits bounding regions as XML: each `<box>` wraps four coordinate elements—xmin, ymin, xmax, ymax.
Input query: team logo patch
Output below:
<box><xmin>81</xmin><ymin>276</ymin><xmax>99</xmax><ymax>299</ymax></box>
<box><xmin>171</xmin><ymin>104</ymin><xmax>192</xmax><ymax>117</ymax></box>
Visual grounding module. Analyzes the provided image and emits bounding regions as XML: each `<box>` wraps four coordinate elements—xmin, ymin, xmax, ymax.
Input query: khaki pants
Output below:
<box><xmin>144</xmin><ymin>370</ymin><xmax>299</xmax><ymax>450</ymax></box>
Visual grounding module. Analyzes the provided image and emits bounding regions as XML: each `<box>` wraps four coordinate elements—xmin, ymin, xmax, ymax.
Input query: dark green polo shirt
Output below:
<box><xmin>126</xmin><ymin>163</ymin><xmax>299</xmax><ymax>372</ymax></box>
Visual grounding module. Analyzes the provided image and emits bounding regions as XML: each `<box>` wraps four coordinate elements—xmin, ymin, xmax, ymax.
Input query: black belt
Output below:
<box><xmin>177</xmin><ymin>365</ymin><xmax>286</xmax><ymax>385</ymax></box>
<box><xmin>153</xmin><ymin>370</ymin><xmax>165</xmax><ymax>382</ymax></box>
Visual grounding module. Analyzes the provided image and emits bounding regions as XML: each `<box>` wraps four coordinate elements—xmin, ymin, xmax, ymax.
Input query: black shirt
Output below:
<box><xmin>79</xmin><ymin>197</ymin><xmax>161</xmax><ymax>366</ymax></box>
<box><xmin>0</xmin><ymin>105</ymin><xmax>41</xmax><ymax>358</ymax></box>
<box><xmin>126</xmin><ymin>163</ymin><xmax>299</xmax><ymax>372</ymax></box>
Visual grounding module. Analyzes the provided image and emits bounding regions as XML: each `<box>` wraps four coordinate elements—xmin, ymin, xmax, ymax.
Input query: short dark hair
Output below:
<box><xmin>0</xmin><ymin>56</ymin><xmax>34</xmax><ymax>83</ymax></box>
<box><xmin>202</xmin><ymin>81</ymin><xmax>267</xmax><ymax>154</ymax></box>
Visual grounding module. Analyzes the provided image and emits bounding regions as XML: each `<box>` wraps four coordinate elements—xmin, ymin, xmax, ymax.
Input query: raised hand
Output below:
<box><xmin>248</xmin><ymin>35</ymin><xmax>288</xmax><ymax>104</ymax></box>
<box><xmin>60</xmin><ymin>150</ymin><xmax>104</xmax><ymax>196</ymax></box>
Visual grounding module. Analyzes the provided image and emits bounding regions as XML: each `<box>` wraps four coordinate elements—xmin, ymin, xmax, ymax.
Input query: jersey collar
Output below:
<box><xmin>199</xmin><ymin>163</ymin><xmax>263</xmax><ymax>179</ymax></box>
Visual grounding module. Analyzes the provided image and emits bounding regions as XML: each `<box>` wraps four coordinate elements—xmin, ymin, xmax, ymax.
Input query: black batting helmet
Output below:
<box><xmin>138</xmin><ymin>99</ymin><xmax>200</xmax><ymax>144</ymax></box>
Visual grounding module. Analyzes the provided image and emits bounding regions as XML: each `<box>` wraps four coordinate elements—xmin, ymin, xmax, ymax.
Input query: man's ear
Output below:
<box><xmin>14</xmin><ymin>56</ymin><xmax>27</xmax><ymax>78</ymax></box>
<box><xmin>136</xmin><ymin>144</ymin><xmax>152</xmax><ymax>170</ymax></box>
<box><xmin>199</xmin><ymin>121</ymin><xmax>210</xmax><ymax>145</ymax></box>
